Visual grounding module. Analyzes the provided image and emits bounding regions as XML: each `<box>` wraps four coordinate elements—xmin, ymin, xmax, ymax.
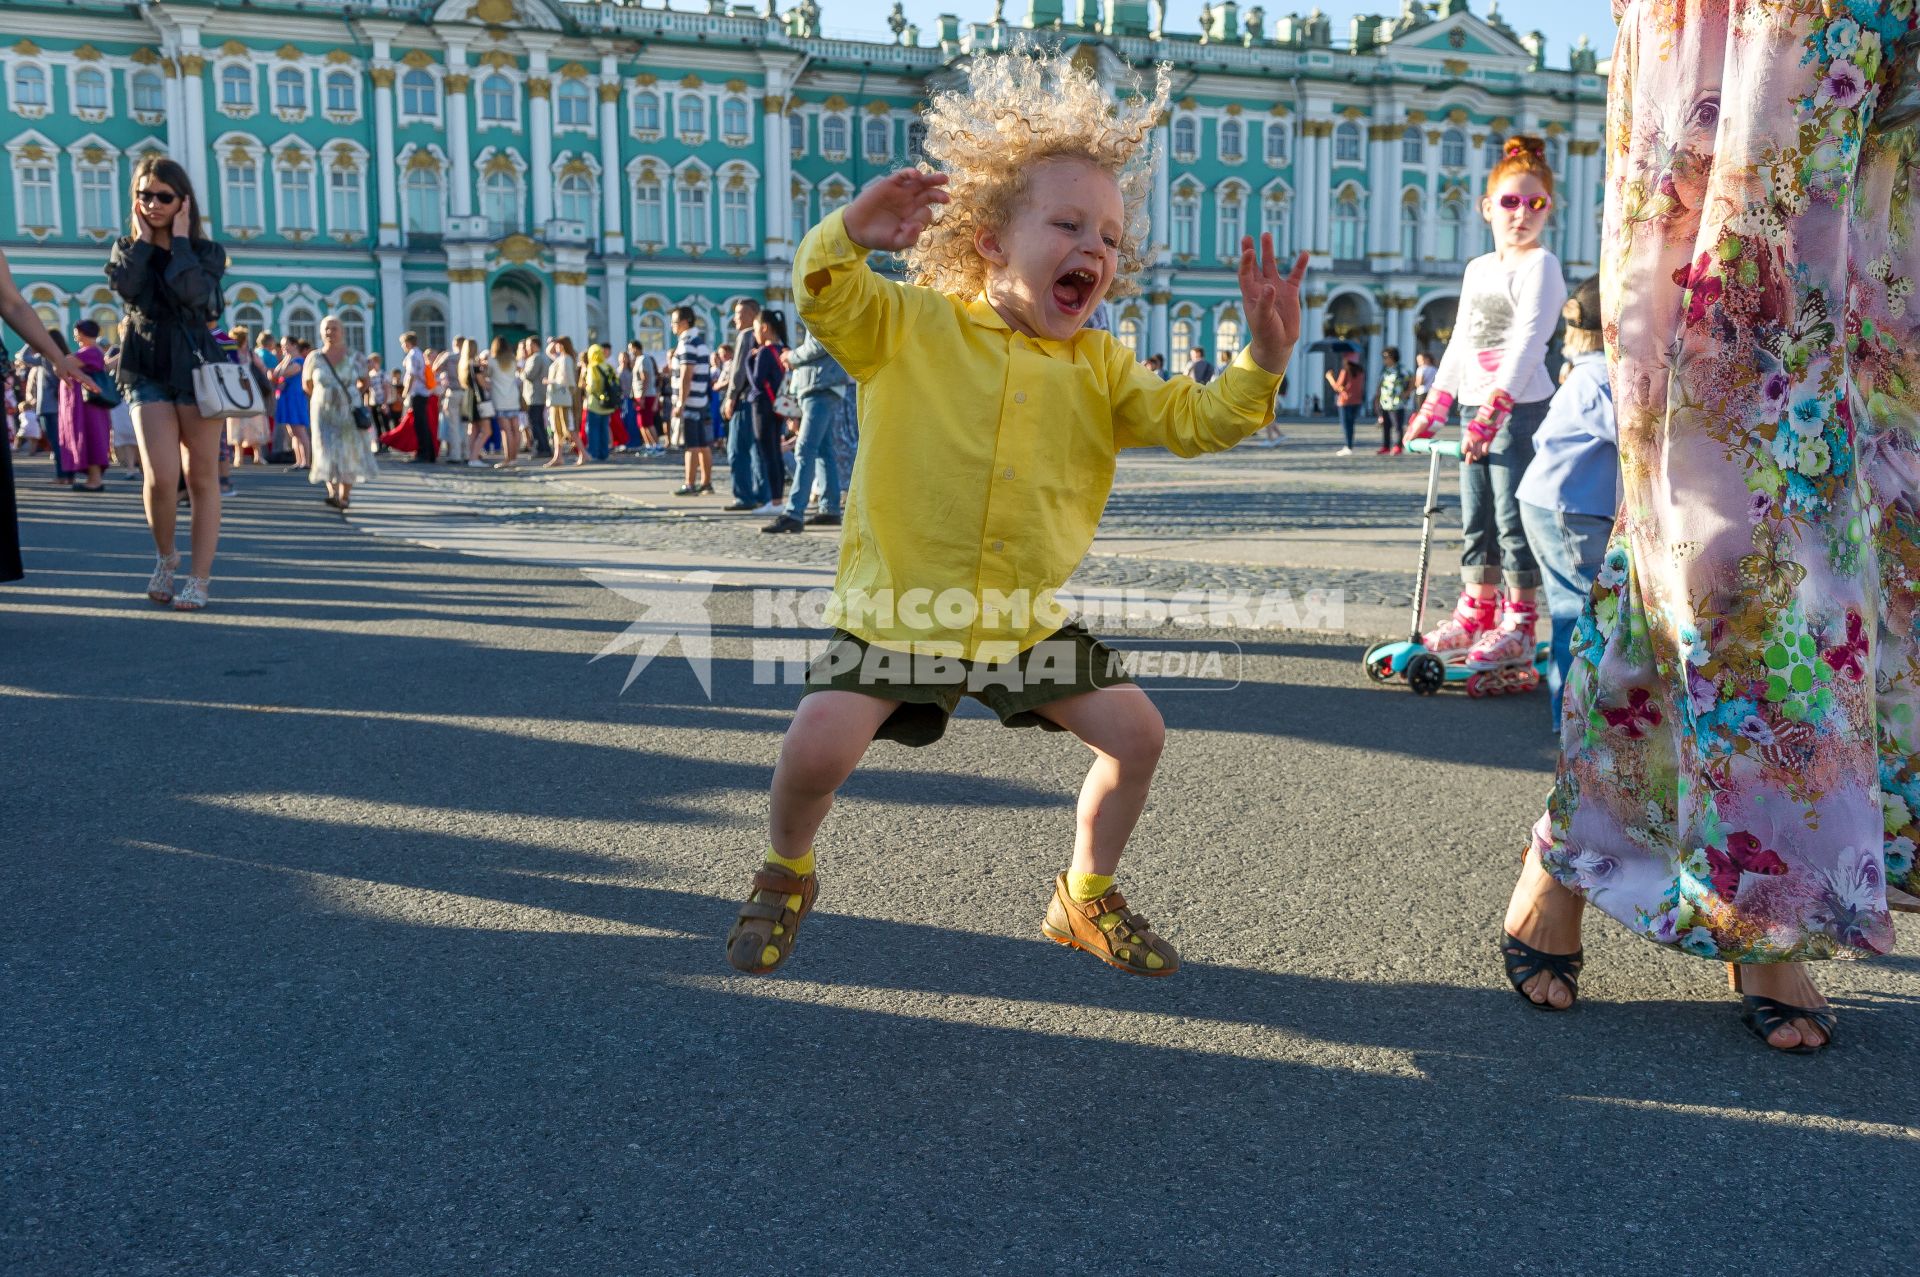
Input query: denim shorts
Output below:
<box><xmin>126</xmin><ymin>376</ymin><xmax>194</xmax><ymax>408</ymax></box>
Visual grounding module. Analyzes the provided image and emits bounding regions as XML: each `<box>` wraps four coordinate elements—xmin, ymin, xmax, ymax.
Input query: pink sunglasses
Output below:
<box><xmin>1496</xmin><ymin>193</ymin><xmax>1552</xmax><ymax>213</ymax></box>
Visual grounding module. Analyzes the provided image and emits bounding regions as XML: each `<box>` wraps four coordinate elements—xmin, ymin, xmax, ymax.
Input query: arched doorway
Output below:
<box><xmin>1415</xmin><ymin>296</ymin><xmax>1458</xmax><ymax>365</ymax></box>
<box><xmin>490</xmin><ymin>270</ymin><xmax>543</xmax><ymax>349</ymax></box>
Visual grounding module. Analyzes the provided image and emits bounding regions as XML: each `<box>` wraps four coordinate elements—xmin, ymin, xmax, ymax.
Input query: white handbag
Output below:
<box><xmin>475</xmin><ymin>399</ymin><xmax>495</xmax><ymax>417</ymax></box>
<box><xmin>192</xmin><ymin>355</ymin><xmax>263</xmax><ymax>421</ymax></box>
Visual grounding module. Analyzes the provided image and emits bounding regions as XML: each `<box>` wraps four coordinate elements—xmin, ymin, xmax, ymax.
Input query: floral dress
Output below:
<box><xmin>1538</xmin><ymin>0</ymin><xmax>1920</xmax><ymax>962</ymax></box>
<box><xmin>307</xmin><ymin>350</ymin><xmax>377</xmax><ymax>487</ymax></box>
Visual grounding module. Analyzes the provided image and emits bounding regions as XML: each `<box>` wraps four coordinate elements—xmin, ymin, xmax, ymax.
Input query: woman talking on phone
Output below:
<box><xmin>106</xmin><ymin>154</ymin><xmax>228</xmax><ymax>611</ymax></box>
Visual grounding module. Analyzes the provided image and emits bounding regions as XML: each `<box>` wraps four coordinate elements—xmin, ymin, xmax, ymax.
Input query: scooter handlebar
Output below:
<box><xmin>1406</xmin><ymin>437</ymin><xmax>1464</xmax><ymax>459</ymax></box>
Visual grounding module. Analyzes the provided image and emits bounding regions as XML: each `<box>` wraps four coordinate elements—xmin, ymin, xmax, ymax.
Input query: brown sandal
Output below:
<box><xmin>725</xmin><ymin>865</ymin><xmax>817</xmax><ymax>975</ymax></box>
<box><xmin>1041</xmin><ymin>872</ymin><xmax>1180</xmax><ymax>977</ymax></box>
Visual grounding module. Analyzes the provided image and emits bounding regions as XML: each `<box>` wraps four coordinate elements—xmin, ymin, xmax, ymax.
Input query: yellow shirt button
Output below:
<box><xmin>1014</xmin><ymin>391</ymin><xmax>1027</xmax><ymax>404</ymax></box>
<box><xmin>1002</xmin><ymin>467</ymin><xmax>1015</xmax><ymax>479</ymax></box>
<box><xmin>991</xmin><ymin>539</ymin><xmax>1004</xmax><ymax>552</ymax></box>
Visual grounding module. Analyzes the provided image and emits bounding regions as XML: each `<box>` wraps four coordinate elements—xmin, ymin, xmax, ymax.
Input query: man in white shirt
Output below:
<box><xmin>399</xmin><ymin>330</ymin><xmax>435</xmax><ymax>463</ymax></box>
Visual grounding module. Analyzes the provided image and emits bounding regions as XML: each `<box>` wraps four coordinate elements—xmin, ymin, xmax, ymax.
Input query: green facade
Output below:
<box><xmin>0</xmin><ymin>0</ymin><xmax>1605</xmax><ymax>410</ymax></box>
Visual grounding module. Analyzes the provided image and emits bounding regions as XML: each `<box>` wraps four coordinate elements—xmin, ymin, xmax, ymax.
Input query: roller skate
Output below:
<box><xmin>1422</xmin><ymin>592</ymin><xmax>1499</xmax><ymax>665</ymax></box>
<box><xmin>1463</xmin><ymin>597</ymin><xmax>1543</xmax><ymax>697</ymax></box>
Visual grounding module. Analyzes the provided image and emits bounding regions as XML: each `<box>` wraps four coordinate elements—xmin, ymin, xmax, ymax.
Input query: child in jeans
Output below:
<box><xmin>725</xmin><ymin>52</ymin><xmax>1309</xmax><ymax>979</ymax></box>
<box><xmin>1516</xmin><ymin>276</ymin><xmax>1616</xmax><ymax>727</ymax></box>
<box><xmin>1405</xmin><ymin>136</ymin><xmax>1567</xmax><ymax>672</ymax></box>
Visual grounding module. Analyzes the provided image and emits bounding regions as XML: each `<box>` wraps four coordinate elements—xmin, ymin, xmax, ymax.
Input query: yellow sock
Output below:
<box><xmin>758</xmin><ymin>847</ymin><xmax>813</xmax><ymax>968</ymax></box>
<box><xmin>1064</xmin><ymin>869</ymin><xmax>1163</xmax><ymax>969</ymax></box>
<box><xmin>1066</xmin><ymin>871</ymin><xmax>1113</xmax><ymax>903</ymax></box>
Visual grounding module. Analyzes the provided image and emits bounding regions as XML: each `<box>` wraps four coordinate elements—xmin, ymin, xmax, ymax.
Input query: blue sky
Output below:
<box><xmin>819</xmin><ymin>2</ymin><xmax>1618</xmax><ymax>63</ymax></box>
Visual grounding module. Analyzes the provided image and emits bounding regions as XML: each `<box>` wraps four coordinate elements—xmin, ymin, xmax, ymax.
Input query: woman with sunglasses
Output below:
<box><xmin>106</xmin><ymin>154</ymin><xmax>228</xmax><ymax>611</ymax></box>
<box><xmin>1404</xmin><ymin>137</ymin><xmax>1565</xmax><ymax>682</ymax></box>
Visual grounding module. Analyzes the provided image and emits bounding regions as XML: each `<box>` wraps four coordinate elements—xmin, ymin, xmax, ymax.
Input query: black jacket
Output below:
<box><xmin>105</xmin><ymin>237</ymin><xmax>227</xmax><ymax>395</ymax></box>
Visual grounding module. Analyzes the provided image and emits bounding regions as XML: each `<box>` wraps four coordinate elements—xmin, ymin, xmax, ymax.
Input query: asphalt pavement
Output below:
<box><xmin>3</xmin><ymin>453</ymin><xmax>1915</xmax><ymax>1275</ymax></box>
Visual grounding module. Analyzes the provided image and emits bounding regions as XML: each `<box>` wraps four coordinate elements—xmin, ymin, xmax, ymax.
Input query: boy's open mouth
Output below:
<box><xmin>1051</xmin><ymin>268</ymin><xmax>1097</xmax><ymax>315</ymax></box>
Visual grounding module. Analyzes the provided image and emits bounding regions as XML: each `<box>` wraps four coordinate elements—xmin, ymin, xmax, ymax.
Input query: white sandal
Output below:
<box><xmin>171</xmin><ymin>575</ymin><xmax>210</xmax><ymax>611</ymax></box>
<box><xmin>147</xmin><ymin>552</ymin><xmax>180</xmax><ymax>605</ymax></box>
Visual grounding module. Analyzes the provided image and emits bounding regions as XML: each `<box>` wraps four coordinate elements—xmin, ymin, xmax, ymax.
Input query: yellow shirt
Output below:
<box><xmin>794</xmin><ymin>207</ymin><xmax>1283</xmax><ymax>661</ymax></box>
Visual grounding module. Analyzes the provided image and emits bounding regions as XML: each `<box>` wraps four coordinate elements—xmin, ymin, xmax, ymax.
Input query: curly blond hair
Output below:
<box><xmin>906</xmin><ymin>51</ymin><xmax>1169</xmax><ymax>300</ymax></box>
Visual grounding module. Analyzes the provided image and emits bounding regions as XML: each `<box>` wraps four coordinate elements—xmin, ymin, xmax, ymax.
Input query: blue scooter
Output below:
<box><xmin>1362</xmin><ymin>436</ymin><xmax>1549</xmax><ymax>697</ymax></box>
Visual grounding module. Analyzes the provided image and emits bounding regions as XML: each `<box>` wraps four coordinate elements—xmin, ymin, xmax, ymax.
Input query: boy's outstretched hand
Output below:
<box><xmin>841</xmin><ymin>169</ymin><xmax>950</xmax><ymax>253</ymax></box>
<box><xmin>1239</xmin><ymin>234</ymin><xmax>1311</xmax><ymax>376</ymax></box>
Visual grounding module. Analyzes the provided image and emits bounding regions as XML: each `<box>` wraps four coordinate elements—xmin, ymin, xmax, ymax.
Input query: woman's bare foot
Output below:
<box><xmin>1732</xmin><ymin>962</ymin><xmax>1831</xmax><ymax>1050</ymax></box>
<box><xmin>1502</xmin><ymin>847</ymin><xmax>1587</xmax><ymax>1009</ymax></box>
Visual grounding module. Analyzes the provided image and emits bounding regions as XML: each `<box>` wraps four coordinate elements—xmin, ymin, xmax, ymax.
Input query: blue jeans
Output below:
<box><xmin>1338</xmin><ymin>402</ymin><xmax>1360</xmax><ymax>448</ymax></box>
<box><xmin>1519</xmin><ymin>500</ymin><xmax>1613</xmax><ymax>729</ymax></box>
<box><xmin>1457</xmin><ymin>399</ymin><xmax>1548</xmax><ymax>591</ymax></box>
<box><xmin>785</xmin><ymin>393</ymin><xmax>845</xmax><ymax>519</ymax></box>
<box><xmin>584</xmin><ymin>411</ymin><xmax>611</xmax><ymax>461</ymax></box>
<box><xmin>726</xmin><ymin>405</ymin><xmax>767</xmax><ymax>505</ymax></box>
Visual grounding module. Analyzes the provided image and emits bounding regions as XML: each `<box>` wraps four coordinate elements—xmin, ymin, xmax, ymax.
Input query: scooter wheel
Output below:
<box><xmin>1364</xmin><ymin>651</ymin><xmax>1396</xmax><ymax>683</ymax></box>
<box><xmin>1407</xmin><ymin>653</ymin><xmax>1447</xmax><ymax>696</ymax></box>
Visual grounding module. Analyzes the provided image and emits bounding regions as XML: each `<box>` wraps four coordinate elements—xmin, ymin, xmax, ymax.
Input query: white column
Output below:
<box><xmin>1149</xmin><ymin>284</ymin><xmax>1169</xmax><ymax>361</ymax></box>
<box><xmin>1313</xmin><ymin>125</ymin><xmax>1333</xmax><ymax>259</ymax></box>
<box><xmin>1292</xmin><ymin>120</ymin><xmax>1313</xmax><ymax>265</ymax></box>
<box><xmin>604</xmin><ymin>259</ymin><xmax>629</xmax><ymax>351</ymax></box>
<box><xmin>527</xmin><ymin>57</ymin><xmax>553</xmax><ymax>232</ymax></box>
<box><xmin>761</xmin><ymin>74</ymin><xmax>793</xmax><ymax>266</ymax></box>
<box><xmin>1301</xmin><ymin>295</ymin><xmax>1324</xmax><ymax>411</ymax></box>
<box><xmin>178</xmin><ymin>40</ymin><xmax>210</xmax><ymax>200</ymax></box>
<box><xmin>372</xmin><ymin>58</ymin><xmax>399</xmax><ymax>248</ymax></box>
<box><xmin>598</xmin><ymin>55</ymin><xmax>624</xmax><ymax>254</ymax></box>
<box><xmin>445</xmin><ymin>47</ymin><xmax>473</xmax><ymax>219</ymax></box>
<box><xmin>1573</xmin><ymin>143</ymin><xmax>1598</xmax><ymax>270</ymax></box>
<box><xmin>378</xmin><ymin>251</ymin><xmax>406</xmax><ymax>357</ymax></box>
<box><xmin>1151</xmin><ymin>121</ymin><xmax>1171</xmax><ymax>265</ymax></box>
<box><xmin>1467</xmin><ymin>130</ymin><xmax>1488</xmax><ymax>257</ymax></box>
<box><xmin>1419</xmin><ymin>129</ymin><xmax>1440</xmax><ymax>265</ymax></box>
<box><xmin>1368</xmin><ymin>126</ymin><xmax>1392</xmax><ymax>267</ymax></box>
<box><xmin>1380</xmin><ymin>123</ymin><xmax>1404</xmax><ymax>270</ymax></box>
<box><xmin>162</xmin><ymin>50</ymin><xmax>188</xmax><ymax>159</ymax></box>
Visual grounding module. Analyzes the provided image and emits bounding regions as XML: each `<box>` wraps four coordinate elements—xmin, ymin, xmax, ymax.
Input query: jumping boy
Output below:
<box><xmin>725</xmin><ymin>53</ymin><xmax>1309</xmax><ymax>978</ymax></box>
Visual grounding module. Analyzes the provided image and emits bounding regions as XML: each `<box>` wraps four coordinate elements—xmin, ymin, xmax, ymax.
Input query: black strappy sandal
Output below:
<box><xmin>1499</xmin><ymin>932</ymin><xmax>1584</xmax><ymax>1010</ymax></box>
<box><xmin>1728</xmin><ymin>964</ymin><xmax>1836</xmax><ymax>1054</ymax></box>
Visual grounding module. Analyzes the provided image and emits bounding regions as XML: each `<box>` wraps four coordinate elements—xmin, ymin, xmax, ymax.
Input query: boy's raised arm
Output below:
<box><xmin>792</xmin><ymin>170</ymin><xmax>949</xmax><ymax>382</ymax></box>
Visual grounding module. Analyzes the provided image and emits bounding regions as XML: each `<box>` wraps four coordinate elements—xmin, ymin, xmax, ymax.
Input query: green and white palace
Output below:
<box><xmin>0</xmin><ymin>0</ymin><xmax>1604</xmax><ymax>411</ymax></box>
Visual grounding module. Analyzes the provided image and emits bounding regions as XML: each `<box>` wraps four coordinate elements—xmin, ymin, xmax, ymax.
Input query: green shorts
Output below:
<box><xmin>801</xmin><ymin>622</ymin><xmax>1135</xmax><ymax>747</ymax></box>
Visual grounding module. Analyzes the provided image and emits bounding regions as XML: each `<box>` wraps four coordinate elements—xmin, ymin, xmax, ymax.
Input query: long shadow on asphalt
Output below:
<box><xmin>5</xmin><ymin>460</ymin><xmax>1914</xmax><ymax>1272</ymax></box>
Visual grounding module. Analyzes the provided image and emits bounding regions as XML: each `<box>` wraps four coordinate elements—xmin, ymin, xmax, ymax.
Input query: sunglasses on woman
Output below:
<box><xmin>136</xmin><ymin>189</ymin><xmax>178</xmax><ymax>206</ymax></box>
<box><xmin>1496</xmin><ymin>193</ymin><xmax>1552</xmax><ymax>213</ymax></box>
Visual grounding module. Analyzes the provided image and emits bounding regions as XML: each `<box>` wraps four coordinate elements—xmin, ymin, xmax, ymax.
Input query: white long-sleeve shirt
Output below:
<box><xmin>1432</xmin><ymin>247</ymin><xmax>1566</xmax><ymax>407</ymax></box>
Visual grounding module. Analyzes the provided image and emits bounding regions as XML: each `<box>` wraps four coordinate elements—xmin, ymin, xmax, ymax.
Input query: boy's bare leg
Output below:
<box><xmin>1033</xmin><ymin>684</ymin><xmax>1166</xmax><ymax>876</ymax></box>
<box><xmin>1032</xmin><ymin>684</ymin><xmax>1180</xmax><ymax>975</ymax></box>
<box><xmin>769</xmin><ymin>690</ymin><xmax>899</xmax><ymax>857</ymax></box>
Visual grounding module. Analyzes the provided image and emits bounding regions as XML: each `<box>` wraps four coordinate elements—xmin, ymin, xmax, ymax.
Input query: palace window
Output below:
<box><xmin>283</xmin><ymin>304</ymin><xmax>318</xmax><ymax>346</ymax></box>
<box><xmin>677</xmin><ymin>178</ymin><xmax>709</xmax><ymax>250</ymax></box>
<box><xmin>277</xmin><ymin>158</ymin><xmax>315</xmax><ymax>234</ymax></box>
<box><xmin>407</xmin><ymin>299</ymin><xmax>446</xmax><ymax>352</ymax></box>
<box><xmin>400</xmin><ymin>69</ymin><xmax>437</xmax><ymax>119</ymax></box>
<box><xmin>1261</xmin><ymin>190</ymin><xmax>1290</xmax><ymax>253</ymax></box>
<box><xmin>230</xmin><ymin>303</ymin><xmax>266</xmax><ymax>335</ymax></box>
<box><xmin>131</xmin><ymin>71</ymin><xmax>165</xmax><ymax>115</ymax></box>
<box><xmin>1400</xmin><ymin>190</ymin><xmax>1422</xmax><ymax>261</ymax></box>
<box><xmin>677</xmin><ymin>94</ymin><xmax>706</xmax><ymax>142</ymax></box>
<box><xmin>790</xmin><ymin>183</ymin><xmax>809</xmax><ymax>243</ymax></box>
<box><xmin>481</xmin><ymin>169</ymin><xmax>521</xmax><ymax>237</ymax></box>
<box><xmin>1117</xmin><ymin>313</ymin><xmax>1143</xmax><ymax>359</ymax></box>
<box><xmin>480</xmin><ymin>74</ymin><xmax>515</xmax><ymax>123</ymax></box>
<box><xmin>1171</xmin><ymin>314</ymin><xmax>1196</xmax><ymax>356</ymax></box>
<box><xmin>338</xmin><ymin>307</ymin><xmax>369</xmax><ymax>353</ymax></box>
<box><xmin>906</xmin><ymin>120</ymin><xmax>927</xmax><ymax>160</ymax></box>
<box><xmin>557</xmin><ymin>79</ymin><xmax>592</xmax><ymax>128</ymax></box>
<box><xmin>325</xmin><ymin>70</ymin><xmax>357</xmax><ymax>116</ymax></box>
<box><xmin>1215</xmin><ymin>312</ymin><xmax>1242</xmax><ymax>361</ymax></box>
<box><xmin>557</xmin><ymin>171</ymin><xmax>597</xmax><ymax>237</ymax></box>
<box><xmin>788</xmin><ymin>113</ymin><xmax>805</xmax><ymax>155</ymax></box>
<box><xmin>864</xmin><ymin>116</ymin><xmax>891</xmax><ymax>160</ymax></box>
<box><xmin>1334</xmin><ymin>121</ymin><xmax>1362</xmax><ymax>164</ymax></box>
<box><xmin>1264</xmin><ymin>121</ymin><xmax>1288</xmax><ymax>167</ymax></box>
<box><xmin>327</xmin><ymin>160</ymin><xmax>365</xmax><ymax>236</ymax></box>
<box><xmin>819</xmin><ymin>180</ymin><xmax>850</xmax><ymax>218</ymax></box>
<box><xmin>274</xmin><ymin>67</ymin><xmax>306</xmax><ymax>115</ymax></box>
<box><xmin>1171</xmin><ymin>115</ymin><xmax>1197</xmax><ymax>161</ymax></box>
<box><xmin>632</xmin><ymin>90</ymin><xmax>661</xmax><ymax>135</ymax></box>
<box><xmin>403</xmin><ymin>165</ymin><xmax>442</xmax><ymax>234</ymax></box>
<box><xmin>17</xmin><ymin>161</ymin><xmax>56</xmax><ymax>230</ymax></box>
<box><xmin>1441</xmin><ymin>127</ymin><xmax>1466</xmax><ymax>168</ymax></box>
<box><xmin>1171</xmin><ymin>192</ymin><xmax>1199</xmax><ymax>258</ymax></box>
<box><xmin>1216</xmin><ymin>186</ymin><xmax>1246</xmax><ymax>260</ymax></box>
<box><xmin>1219</xmin><ymin>118</ymin><xmax>1244</xmax><ymax>164</ymax></box>
<box><xmin>722</xmin><ymin>183</ymin><xmax>752</xmax><ymax>251</ymax></box>
<box><xmin>1437</xmin><ymin>196</ymin><xmax>1464</xmax><ymax>261</ymax></box>
<box><xmin>73</xmin><ymin>68</ymin><xmax>109</xmax><ymax>113</ymax></box>
<box><xmin>13</xmin><ymin>65</ymin><xmax>48</xmax><ymax>110</ymax></box>
<box><xmin>633</xmin><ymin>169</ymin><xmax>665</xmax><ymax>243</ymax></box>
<box><xmin>1332</xmin><ymin>193</ymin><xmax>1365</xmax><ymax>260</ymax></box>
<box><xmin>820</xmin><ymin>114</ymin><xmax>848</xmax><ymax>159</ymax></box>
<box><xmin>1402</xmin><ymin>130</ymin><xmax>1423</xmax><ymax>165</ymax></box>
<box><xmin>721</xmin><ymin>97</ymin><xmax>750</xmax><ymax>140</ymax></box>
<box><xmin>220</xmin><ymin>65</ymin><xmax>254</xmax><ymax>111</ymax></box>
<box><xmin>77</xmin><ymin>163</ymin><xmax>117</xmax><ymax>236</ymax></box>
<box><xmin>223</xmin><ymin>151</ymin><xmax>262</xmax><ymax>231</ymax></box>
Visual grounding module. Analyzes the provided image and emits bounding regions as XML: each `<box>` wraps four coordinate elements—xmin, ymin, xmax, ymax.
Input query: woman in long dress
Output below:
<box><xmin>1502</xmin><ymin>0</ymin><xmax>1920</xmax><ymax>1052</ymax></box>
<box><xmin>273</xmin><ymin>335</ymin><xmax>310</xmax><ymax>470</ymax></box>
<box><xmin>304</xmin><ymin>314</ymin><xmax>376</xmax><ymax>511</ymax></box>
<box><xmin>0</xmin><ymin>247</ymin><xmax>95</xmax><ymax>581</ymax></box>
